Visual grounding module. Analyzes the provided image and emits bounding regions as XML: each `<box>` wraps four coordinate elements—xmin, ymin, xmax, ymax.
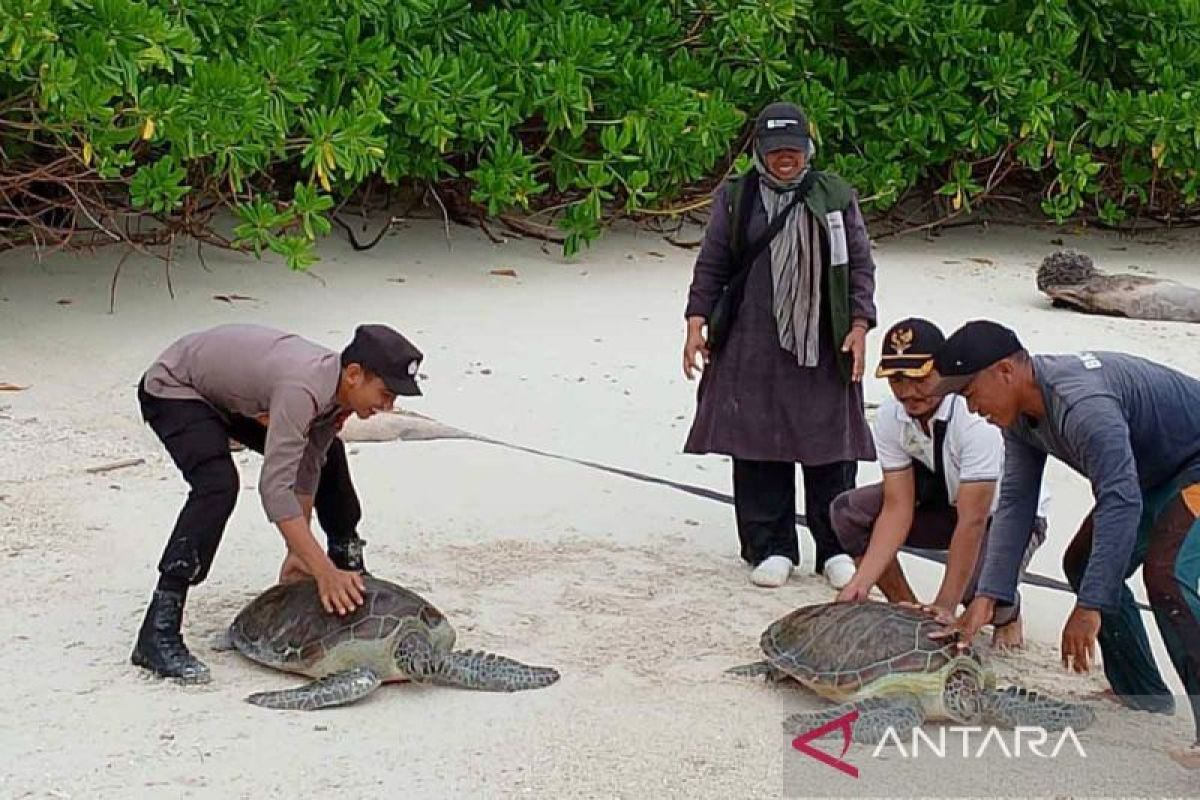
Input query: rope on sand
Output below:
<box><xmin>476</xmin><ymin>436</ymin><xmax>1153</xmax><ymax>612</ymax></box>
<box><xmin>341</xmin><ymin>411</ymin><xmax>1154</xmax><ymax>612</ymax></box>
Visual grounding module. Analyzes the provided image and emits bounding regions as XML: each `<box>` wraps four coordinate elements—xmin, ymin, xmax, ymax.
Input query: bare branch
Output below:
<box><xmin>109</xmin><ymin>248</ymin><xmax>134</xmax><ymax>314</ymax></box>
<box><xmin>425</xmin><ymin>181</ymin><xmax>452</xmax><ymax>251</ymax></box>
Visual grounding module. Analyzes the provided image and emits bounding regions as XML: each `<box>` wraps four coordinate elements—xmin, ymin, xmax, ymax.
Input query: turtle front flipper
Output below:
<box><xmin>983</xmin><ymin>685</ymin><xmax>1097</xmax><ymax>732</ymax></box>
<box><xmin>433</xmin><ymin>649</ymin><xmax>560</xmax><ymax>692</ymax></box>
<box><xmin>784</xmin><ymin>695</ymin><xmax>925</xmax><ymax>745</ymax></box>
<box><xmin>246</xmin><ymin>666</ymin><xmax>382</xmax><ymax>711</ymax></box>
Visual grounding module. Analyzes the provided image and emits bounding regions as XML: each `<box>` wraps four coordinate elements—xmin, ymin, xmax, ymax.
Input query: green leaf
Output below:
<box><xmin>128</xmin><ymin>156</ymin><xmax>189</xmax><ymax>214</ymax></box>
<box><xmin>268</xmin><ymin>234</ymin><xmax>319</xmax><ymax>271</ymax></box>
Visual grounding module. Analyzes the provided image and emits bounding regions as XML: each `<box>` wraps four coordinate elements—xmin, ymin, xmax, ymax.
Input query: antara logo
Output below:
<box><xmin>790</xmin><ymin>710</ymin><xmax>859</xmax><ymax>778</ymax></box>
<box><xmin>791</xmin><ymin>710</ymin><xmax>1088</xmax><ymax>778</ymax></box>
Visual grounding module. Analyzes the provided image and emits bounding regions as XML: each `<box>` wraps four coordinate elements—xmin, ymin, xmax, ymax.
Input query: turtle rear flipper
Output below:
<box><xmin>246</xmin><ymin>666</ymin><xmax>382</xmax><ymax>711</ymax></box>
<box><xmin>726</xmin><ymin>660</ymin><xmax>788</xmax><ymax>681</ymax></box>
<box><xmin>984</xmin><ymin>685</ymin><xmax>1097</xmax><ymax>731</ymax></box>
<box><xmin>784</xmin><ymin>695</ymin><xmax>925</xmax><ymax>745</ymax></box>
<box><xmin>434</xmin><ymin>649</ymin><xmax>559</xmax><ymax>692</ymax></box>
<box><xmin>209</xmin><ymin>628</ymin><xmax>235</xmax><ymax>652</ymax></box>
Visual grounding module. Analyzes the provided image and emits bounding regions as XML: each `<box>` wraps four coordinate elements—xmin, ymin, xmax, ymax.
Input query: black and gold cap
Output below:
<box><xmin>875</xmin><ymin>317</ymin><xmax>946</xmax><ymax>379</ymax></box>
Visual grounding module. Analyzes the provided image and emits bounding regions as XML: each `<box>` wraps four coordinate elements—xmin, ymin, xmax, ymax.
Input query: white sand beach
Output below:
<box><xmin>1</xmin><ymin>214</ymin><xmax>1198</xmax><ymax>798</ymax></box>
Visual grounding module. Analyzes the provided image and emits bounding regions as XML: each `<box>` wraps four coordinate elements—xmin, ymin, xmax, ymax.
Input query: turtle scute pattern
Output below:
<box><xmin>736</xmin><ymin>601</ymin><xmax>1098</xmax><ymax>746</ymax></box>
<box><xmin>761</xmin><ymin>601</ymin><xmax>960</xmax><ymax>696</ymax></box>
<box><xmin>226</xmin><ymin>575</ymin><xmax>560</xmax><ymax>710</ymax></box>
<box><xmin>229</xmin><ymin>577</ymin><xmax>441</xmax><ymax>670</ymax></box>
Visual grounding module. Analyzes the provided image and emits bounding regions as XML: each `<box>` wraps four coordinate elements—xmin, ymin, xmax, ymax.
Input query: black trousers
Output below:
<box><xmin>138</xmin><ymin>381</ymin><xmax>361</xmax><ymax>586</ymax></box>
<box><xmin>733</xmin><ymin>458</ymin><xmax>856</xmax><ymax>570</ymax></box>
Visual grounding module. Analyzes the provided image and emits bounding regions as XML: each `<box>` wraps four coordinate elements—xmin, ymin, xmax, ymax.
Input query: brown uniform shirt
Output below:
<box><xmin>141</xmin><ymin>324</ymin><xmax>344</xmax><ymax>523</ymax></box>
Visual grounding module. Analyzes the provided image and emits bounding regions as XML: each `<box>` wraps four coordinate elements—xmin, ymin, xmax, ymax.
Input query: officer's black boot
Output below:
<box><xmin>130</xmin><ymin>589</ymin><xmax>211</xmax><ymax>684</ymax></box>
<box><xmin>328</xmin><ymin>536</ymin><xmax>369</xmax><ymax>575</ymax></box>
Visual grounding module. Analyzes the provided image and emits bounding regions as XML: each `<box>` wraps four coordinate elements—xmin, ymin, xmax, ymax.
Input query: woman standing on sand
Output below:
<box><xmin>681</xmin><ymin>101</ymin><xmax>879</xmax><ymax>590</ymax></box>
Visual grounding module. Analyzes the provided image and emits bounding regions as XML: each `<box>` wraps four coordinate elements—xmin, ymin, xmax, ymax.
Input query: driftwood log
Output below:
<box><xmin>1037</xmin><ymin>249</ymin><xmax>1200</xmax><ymax>323</ymax></box>
<box><xmin>337</xmin><ymin>409</ymin><xmax>478</xmax><ymax>443</ymax></box>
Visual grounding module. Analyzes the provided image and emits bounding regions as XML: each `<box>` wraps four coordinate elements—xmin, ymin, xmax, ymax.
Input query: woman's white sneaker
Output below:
<box><xmin>823</xmin><ymin>554</ymin><xmax>856</xmax><ymax>589</ymax></box>
<box><xmin>750</xmin><ymin>555</ymin><xmax>794</xmax><ymax>588</ymax></box>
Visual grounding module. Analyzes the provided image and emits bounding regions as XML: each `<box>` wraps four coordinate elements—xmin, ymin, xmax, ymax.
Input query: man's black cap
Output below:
<box><xmin>754</xmin><ymin>101</ymin><xmax>812</xmax><ymax>155</ymax></box>
<box><xmin>933</xmin><ymin>320</ymin><xmax>1024</xmax><ymax>394</ymax></box>
<box><xmin>343</xmin><ymin>324</ymin><xmax>423</xmax><ymax>396</ymax></box>
<box><xmin>875</xmin><ymin>317</ymin><xmax>945</xmax><ymax>379</ymax></box>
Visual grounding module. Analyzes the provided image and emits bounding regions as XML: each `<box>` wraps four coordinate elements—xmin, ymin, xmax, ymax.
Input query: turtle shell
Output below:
<box><xmin>228</xmin><ymin>575</ymin><xmax>449</xmax><ymax>672</ymax></box>
<box><xmin>761</xmin><ymin>601</ymin><xmax>975</xmax><ymax>696</ymax></box>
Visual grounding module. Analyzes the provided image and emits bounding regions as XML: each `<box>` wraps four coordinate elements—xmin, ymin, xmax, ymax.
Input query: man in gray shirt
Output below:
<box><xmin>931</xmin><ymin>319</ymin><xmax>1200</xmax><ymax>768</ymax></box>
<box><xmin>132</xmin><ymin>323</ymin><xmax>423</xmax><ymax>684</ymax></box>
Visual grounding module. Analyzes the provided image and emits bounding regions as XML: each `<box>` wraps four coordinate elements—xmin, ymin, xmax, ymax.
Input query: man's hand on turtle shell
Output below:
<box><xmin>897</xmin><ymin>601</ymin><xmax>957</xmax><ymax>626</ymax></box>
<box><xmin>931</xmin><ymin>596</ymin><xmax>995</xmax><ymax>650</ymax></box>
<box><xmin>835</xmin><ymin>581</ymin><xmax>871</xmax><ymax>604</ymax></box>
<box><xmin>315</xmin><ymin>566</ymin><xmax>366</xmax><ymax>616</ymax></box>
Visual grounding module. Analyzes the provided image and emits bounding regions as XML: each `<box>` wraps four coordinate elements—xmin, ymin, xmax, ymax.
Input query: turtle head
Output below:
<box><xmin>393</xmin><ymin>629</ymin><xmax>437</xmax><ymax>680</ymax></box>
<box><xmin>942</xmin><ymin>666</ymin><xmax>987</xmax><ymax>723</ymax></box>
<box><xmin>1037</xmin><ymin>249</ymin><xmax>1099</xmax><ymax>292</ymax></box>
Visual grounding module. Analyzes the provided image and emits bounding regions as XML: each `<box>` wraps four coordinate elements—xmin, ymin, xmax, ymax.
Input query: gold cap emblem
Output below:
<box><xmin>889</xmin><ymin>327</ymin><xmax>914</xmax><ymax>355</ymax></box>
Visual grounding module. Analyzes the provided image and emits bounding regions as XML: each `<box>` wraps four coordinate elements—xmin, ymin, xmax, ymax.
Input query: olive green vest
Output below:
<box><xmin>725</xmin><ymin>170</ymin><xmax>856</xmax><ymax>383</ymax></box>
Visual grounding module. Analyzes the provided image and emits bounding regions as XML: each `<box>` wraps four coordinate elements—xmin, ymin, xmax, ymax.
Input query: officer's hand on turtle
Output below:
<box><xmin>278</xmin><ymin>552</ymin><xmax>310</xmax><ymax>584</ymax></box>
<box><xmin>315</xmin><ymin>566</ymin><xmax>366</xmax><ymax>616</ymax></box>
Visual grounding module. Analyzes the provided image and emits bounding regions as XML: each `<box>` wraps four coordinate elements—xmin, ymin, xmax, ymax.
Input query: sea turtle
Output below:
<box><xmin>728</xmin><ymin>601</ymin><xmax>1096</xmax><ymax>744</ymax></box>
<box><xmin>214</xmin><ymin>575</ymin><xmax>560</xmax><ymax>710</ymax></box>
<box><xmin>1037</xmin><ymin>249</ymin><xmax>1200</xmax><ymax>323</ymax></box>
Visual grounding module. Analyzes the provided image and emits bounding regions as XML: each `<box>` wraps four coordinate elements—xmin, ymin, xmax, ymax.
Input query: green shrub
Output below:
<box><xmin>2</xmin><ymin>0</ymin><xmax>1198</xmax><ymax>266</ymax></box>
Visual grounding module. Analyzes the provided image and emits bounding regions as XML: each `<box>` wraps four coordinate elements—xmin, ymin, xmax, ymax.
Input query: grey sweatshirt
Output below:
<box><xmin>978</xmin><ymin>351</ymin><xmax>1200</xmax><ymax>611</ymax></box>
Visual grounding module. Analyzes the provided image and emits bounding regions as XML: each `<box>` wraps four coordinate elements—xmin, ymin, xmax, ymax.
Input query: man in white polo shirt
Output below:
<box><xmin>829</xmin><ymin>318</ymin><xmax>1049</xmax><ymax>649</ymax></box>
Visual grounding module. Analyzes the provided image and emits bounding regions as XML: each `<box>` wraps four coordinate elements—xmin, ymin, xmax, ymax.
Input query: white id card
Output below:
<box><xmin>825</xmin><ymin>211</ymin><xmax>848</xmax><ymax>264</ymax></box>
